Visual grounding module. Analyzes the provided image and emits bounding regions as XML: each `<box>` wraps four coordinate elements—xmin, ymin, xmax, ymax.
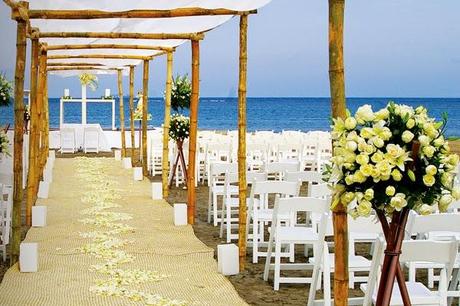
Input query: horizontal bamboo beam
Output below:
<box><xmin>29</xmin><ymin>8</ymin><xmax>257</xmax><ymax>19</ymax></box>
<box><xmin>47</xmin><ymin>62</ymin><xmax>106</xmax><ymax>67</ymax></box>
<box><xmin>38</xmin><ymin>32</ymin><xmax>204</xmax><ymax>40</ymax></box>
<box><xmin>48</xmin><ymin>54</ymin><xmax>151</xmax><ymax>60</ymax></box>
<box><xmin>47</xmin><ymin>44</ymin><xmax>174</xmax><ymax>52</ymax></box>
<box><xmin>48</xmin><ymin>67</ymin><xmax>119</xmax><ymax>71</ymax></box>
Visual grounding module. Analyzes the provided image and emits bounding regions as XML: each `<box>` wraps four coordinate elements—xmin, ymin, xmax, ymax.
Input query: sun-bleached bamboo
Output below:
<box><xmin>47</xmin><ymin>44</ymin><xmax>174</xmax><ymax>52</ymax></box>
<box><xmin>38</xmin><ymin>32</ymin><xmax>204</xmax><ymax>40</ymax></box>
<box><xmin>48</xmin><ymin>54</ymin><xmax>153</xmax><ymax>60</ymax></box>
<box><xmin>48</xmin><ymin>67</ymin><xmax>119</xmax><ymax>71</ymax></box>
<box><xmin>28</xmin><ymin>8</ymin><xmax>257</xmax><ymax>19</ymax></box>
<box><xmin>36</xmin><ymin>45</ymin><xmax>46</xmax><ymax>180</ymax></box>
<box><xmin>187</xmin><ymin>40</ymin><xmax>199</xmax><ymax>225</ymax></box>
<box><xmin>42</xmin><ymin>65</ymin><xmax>49</xmax><ymax>173</ymax></box>
<box><xmin>25</xmin><ymin>37</ymin><xmax>39</xmax><ymax>227</ymax></box>
<box><xmin>237</xmin><ymin>14</ymin><xmax>248</xmax><ymax>271</ymax></box>
<box><xmin>129</xmin><ymin>65</ymin><xmax>135</xmax><ymax>165</ymax></box>
<box><xmin>142</xmin><ymin>59</ymin><xmax>149</xmax><ymax>176</ymax></box>
<box><xmin>162</xmin><ymin>51</ymin><xmax>173</xmax><ymax>198</ymax></box>
<box><xmin>329</xmin><ymin>0</ymin><xmax>349</xmax><ymax>304</ymax></box>
<box><xmin>10</xmin><ymin>1</ymin><xmax>28</xmax><ymax>265</ymax></box>
<box><xmin>47</xmin><ymin>62</ymin><xmax>105</xmax><ymax>67</ymax></box>
<box><xmin>117</xmin><ymin>69</ymin><xmax>126</xmax><ymax>157</ymax></box>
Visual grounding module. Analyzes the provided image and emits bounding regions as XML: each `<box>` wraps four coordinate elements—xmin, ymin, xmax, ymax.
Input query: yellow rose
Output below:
<box><xmin>433</xmin><ymin>136</ymin><xmax>445</xmax><ymax>148</ymax></box>
<box><xmin>346</xmin><ymin>141</ymin><xmax>358</xmax><ymax>152</ymax></box>
<box><xmin>340</xmin><ymin>192</ymin><xmax>355</xmax><ymax>204</ymax></box>
<box><xmin>375</xmin><ymin>108</ymin><xmax>390</xmax><ymax>121</ymax></box>
<box><xmin>401</xmin><ymin>130</ymin><xmax>414</xmax><ymax>143</ymax></box>
<box><xmin>440</xmin><ymin>172</ymin><xmax>453</xmax><ymax>188</ymax></box>
<box><xmin>438</xmin><ymin>194</ymin><xmax>453</xmax><ymax>212</ymax></box>
<box><xmin>360</xmin><ymin>127</ymin><xmax>374</xmax><ymax>139</ymax></box>
<box><xmin>406</xmin><ymin>118</ymin><xmax>415</xmax><ymax>129</ymax></box>
<box><xmin>425</xmin><ymin>165</ymin><xmax>437</xmax><ymax>176</ymax></box>
<box><xmin>386</xmin><ymin>186</ymin><xmax>396</xmax><ymax>196</ymax></box>
<box><xmin>355</xmin><ymin>105</ymin><xmax>375</xmax><ymax>124</ymax></box>
<box><xmin>448</xmin><ymin>154</ymin><xmax>459</xmax><ymax>166</ymax></box>
<box><xmin>391</xmin><ymin>169</ymin><xmax>402</xmax><ymax>181</ymax></box>
<box><xmin>365</xmin><ymin>144</ymin><xmax>375</xmax><ymax>155</ymax></box>
<box><xmin>345</xmin><ymin>175</ymin><xmax>354</xmax><ymax>185</ymax></box>
<box><xmin>422</xmin><ymin>174</ymin><xmax>435</xmax><ymax>187</ymax></box>
<box><xmin>360</xmin><ymin>164</ymin><xmax>373</xmax><ymax>177</ymax></box>
<box><xmin>357</xmin><ymin>200</ymin><xmax>372</xmax><ymax>217</ymax></box>
<box><xmin>418</xmin><ymin>135</ymin><xmax>431</xmax><ymax>146</ymax></box>
<box><xmin>422</xmin><ymin>146</ymin><xmax>435</xmax><ymax>158</ymax></box>
<box><xmin>353</xmin><ymin>171</ymin><xmax>367</xmax><ymax>183</ymax></box>
<box><xmin>371</xmin><ymin>151</ymin><xmax>384</xmax><ymax>163</ymax></box>
<box><xmin>364</xmin><ymin>188</ymin><xmax>374</xmax><ymax>200</ymax></box>
<box><xmin>356</xmin><ymin>154</ymin><xmax>369</xmax><ymax>165</ymax></box>
<box><xmin>418</xmin><ymin>204</ymin><xmax>433</xmax><ymax>216</ymax></box>
<box><xmin>372</xmin><ymin>137</ymin><xmax>385</xmax><ymax>148</ymax></box>
<box><xmin>390</xmin><ymin>193</ymin><xmax>407</xmax><ymax>211</ymax></box>
<box><xmin>344</xmin><ymin>117</ymin><xmax>357</xmax><ymax>130</ymax></box>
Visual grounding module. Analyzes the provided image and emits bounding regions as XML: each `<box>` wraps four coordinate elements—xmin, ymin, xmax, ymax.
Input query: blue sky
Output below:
<box><xmin>0</xmin><ymin>0</ymin><xmax>459</xmax><ymax>98</ymax></box>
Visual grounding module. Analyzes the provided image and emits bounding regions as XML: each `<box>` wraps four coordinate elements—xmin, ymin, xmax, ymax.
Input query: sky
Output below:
<box><xmin>0</xmin><ymin>0</ymin><xmax>460</xmax><ymax>98</ymax></box>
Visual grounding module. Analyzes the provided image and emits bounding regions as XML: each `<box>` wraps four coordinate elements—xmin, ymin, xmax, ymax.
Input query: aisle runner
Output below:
<box><xmin>0</xmin><ymin>158</ymin><xmax>247</xmax><ymax>306</ymax></box>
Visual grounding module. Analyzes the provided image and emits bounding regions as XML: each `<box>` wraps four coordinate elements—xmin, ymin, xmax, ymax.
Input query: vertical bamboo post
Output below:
<box><xmin>35</xmin><ymin>44</ymin><xmax>45</xmax><ymax>183</ymax></box>
<box><xmin>25</xmin><ymin>34</ymin><xmax>39</xmax><ymax>226</ymax></box>
<box><xmin>117</xmin><ymin>69</ymin><xmax>126</xmax><ymax>157</ymax></box>
<box><xmin>329</xmin><ymin>0</ymin><xmax>349</xmax><ymax>304</ymax></box>
<box><xmin>129</xmin><ymin>65</ymin><xmax>135</xmax><ymax>164</ymax></box>
<box><xmin>237</xmin><ymin>15</ymin><xmax>248</xmax><ymax>271</ymax></box>
<box><xmin>162</xmin><ymin>51</ymin><xmax>173</xmax><ymax>198</ymax></box>
<box><xmin>41</xmin><ymin>50</ymin><xmax>49</xmax><ymax>173</ymax></box>
<box><xmin>10</xmin><ymin>1</ymin><xmax>28</xmax><ymax>265</ymax></box>
<box><xmin>142</xmin><ymin>59</ymin><xmax>149</xmax><ymax>176</ymax></box>
<box><xmin>187</xmin><ymin>40</ymin><xmax>200</xmax><ymax>225</ymax></box>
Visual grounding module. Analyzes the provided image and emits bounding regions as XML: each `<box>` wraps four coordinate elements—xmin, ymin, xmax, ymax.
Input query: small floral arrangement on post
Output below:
<box><xmin>326</xmin><ymin>102</ymin><xmax>460</xmax><ymax>304</ymax></box>
<box><xmin>62</xmin><ymin>95</ymin><xmax>73</xmax><ymax>100</ymax></box>
<box><xmin>169</xmin><ymin>114</ymin><xmax>190</xmax><ymax>141</ymax></box>
<box><xmin>79</xmin><ymin>73</ymin><xmax>98</xmax><ymax>91</ymax></box>
<box><xmin>133</xmin><ymin>94</ymin><xmax>152</xmax><ymax>121</ymax></box>
<box><xmin>101</xmin><ymin>95</ymin><xmax>114</xmax><ymax>100</ymax></box>
<box><xmin>0</xmin><ymin>130</ymin><xmax>11</xmax><ymax>156</ymax></box>
<box><xmin>170</xmin><ymin>75</ymin><xmax>191</xmax><ymax>112</ymax></box>
<box><xmin>0</xmin><ymin>73</ymin><xmax>13</xmax><ymax>107</ymax></box>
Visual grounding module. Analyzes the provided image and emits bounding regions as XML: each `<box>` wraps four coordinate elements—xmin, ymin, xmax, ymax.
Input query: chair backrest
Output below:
<box><xmin>264</xmin><ymin>161</ymin><xmax>300</xmax><ymax>174</ymax></box>
<box><xmin>210</xmin><ymin>162</ymin><xmax>238</xmax><ymax>177</ymax></box>
<box><xmin>407</xmin><ymin>212</ymin><xmax>460</xmax><ymax>237</ymax></box>
<box><xmin>363</xmin><ymin>236</ymin><xmax>386</xmax><ymax>306</ymax></box>
<box><xmin>308</xmin><ymin>183</ymin><xmax>331</xmax><ymax>198</ymax></box>
<box><xmin>276</xmin><ymin>196</ymin><xmax>329</xmax><ymax>215</ymax></box>
<box><xmin>284</xmin><ymin>171</ymin><xmax>323</xmax><ymax>183</ymax></box>
<box><xmin>250</xmin><ymin>180</ymin><xmax>300</xmax><ymax>198</ymax></box>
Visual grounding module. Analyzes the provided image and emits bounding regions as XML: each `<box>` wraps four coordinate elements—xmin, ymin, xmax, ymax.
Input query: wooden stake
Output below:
<box><xmin>25</xmin><ymin>36</ymin><xmax>39</xmax><ymax>227</ymax></box>
<box><xmin>237</xmin><ymin>14</ymin><xmax>248</xmax><ymax>271</ymax></box>
<box><xmin>162</xmin><ymin>51</ymin><xmax>173</xmax><ymax>198</ymax></box>
<box><xmin>39</xmin><ymin>32</ymin><xmax>204</xmax><ymax>41</ymax></box>
<box><xmin>10</xmin><ymin>1</ymin><xmax>28</xmax><ymax>266</ymax></box>
<box><xmin>29</xmin><ymin>8</ymin><xmax>257</xmax><ymax>19</ymax></box>
<box><xmin>129</xmin><ymin>66</ymin><xmax>135</xmax><ymax>165</ymax></box>
<box><xmin>329</xmin><ymin>0</ymin><xmax>349</xmax><ymax>304</ymax></box>
<box><xmin>117</xmin><ymin>69</ymin><xmax>126</xmax><ymax>157</ymax></box>
<box><xmin>47</xmin><ymin>44</ymin><xmax>174</xmax><ymax>52</ymax></box>
<box><xmin>142</xmin><ymin>59</ymin><xmax>149</xmax><ymax>176</ymax></box>
<box><xmin>187</xmin><ymin>40</ymin><xmax>200</xmax><ymax>225</ymax></box>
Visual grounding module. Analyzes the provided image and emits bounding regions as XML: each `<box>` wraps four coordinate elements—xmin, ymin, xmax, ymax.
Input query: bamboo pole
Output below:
<box><xmin>187</xmin><ymin>40</ymin><xmax>200</xmax><ymax>225</ymax></box>
<box><xmin>29</xmin><ymin>8</ymin><xmax>257</xmax><ymax>19</ymax></box>
<box><xmin>25</xmin><ymin>35</ymin><xmax>39</xmax><ymax>226</ymax></box>
<box><xmin>43</xmin><ymin>66</ymin><xmax>49</xmax><ymax>168</ymax></box>
<box><xmin>39</xmin><ymin>32</ymin><xmax>204</xmax><ymax>41</ymax></box>
<box><xmin>162</xmin><ymin>51</ymin><xmax>173</xmax><ymax>198</ymax></box>
<box><xmin>47</xmin><ymin>44</ymin><xmax>174</xmax><ymax>52</ymax></box>
<box><xmin>47</xmin><ymin>62</ymin><xmax>105</xmax><ymax>67</ymax></box>
<box><xmin>48</xmin><ymin>54</ymin><xmax>152</xmax><ymax>60</ymax></box>
<box><xmin>129</xmin><ymin>66</ymin><xmax>135</xmax><ymax>165</ymax></box>
<box><xmin>142</xmin><ymin>59</ymin><xmax>149</xmax><ymax>176</ymax></box>
<box><xmin>39</xmin><ymin>48</ymin><xmax>48</xmax><ymax>176</ymax></box>
<box><xmin>329</xmin><ymin>0</ymin><xmax>349</xmax><ymax>304</ymax></box>
<box><xmin>48</xmin><ymin>67</ymin><xmax>118</xmax><ymax>71</ymax></box>
<box><xmin>237</xmin><ymin>14</ymin><xmax>248</xmax><ymax>271</ymax></box>
<box><xmin>117</xmin><ymin>69</ymin><xmax>126</xmax><ymax>157</ymax></box>
<box><xmin>10</xmin><ymin>1</ymin><xmax>28</xmax><ymax>266</ymax></box>
<box><xmin>36</xmin><ymin>45</ymin><xmax>46</xmax><ymax>180</ymax></box>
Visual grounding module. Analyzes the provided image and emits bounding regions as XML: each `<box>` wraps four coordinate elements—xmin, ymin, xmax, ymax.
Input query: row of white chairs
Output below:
<box><xmin>60</xmin><ymin>127</ymin><xmax>100</xmax><ymax>154</ymax></box>
<box><xmin>0</xmin><ymin>183</ymin><xmax>13</xmax><ymax>262</ymax></box>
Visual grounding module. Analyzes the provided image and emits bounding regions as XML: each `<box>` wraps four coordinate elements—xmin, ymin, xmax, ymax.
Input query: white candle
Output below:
<box><xmin>64</xmin><ymin>89</ymin><xmax>69</xmax><ymax>97</ymax></box>
<box><xmin>105</xmin><ymin>89</ymin><xmax>111</xmax><ymax>97</ymax></box>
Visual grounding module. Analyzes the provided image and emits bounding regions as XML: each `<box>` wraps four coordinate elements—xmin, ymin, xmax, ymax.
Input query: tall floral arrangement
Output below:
<box><xmin>169</xmin><ymin>114</ymin><xmax>190</xmax><ymax>141</ymax></box>
<box><xmin>79</xmin><ymin>73</ymin><xmax>98</xmax><ymax>91</ymax></box>
<box><xmin>0</xmin><ymin>73</ymin><xmax>13</xmax><ymax>107</ymax></box>
<box><xmin>170</xmin><ymin>75</ymin><xmax>191</xmax><ymax>112</ymax></box>
<box><xmin>326</xmin><ymin>102</ymin><xmax>459</xmax><ymax>304</ymax></box>
<box><xmin>0</xmin><ymin>130</ymin><xmax>11</xmax><ymax>157</ymax></box>
<box><xmin>133</xmin><ymin>94</ymin><xmax>152</xmax><ymax>121</ymax></box>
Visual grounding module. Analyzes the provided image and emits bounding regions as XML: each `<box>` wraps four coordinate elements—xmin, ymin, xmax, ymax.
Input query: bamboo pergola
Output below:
<box><xmin>3</xmin><ymin>0</ymin><xmax>270</xmax><ymax>275</ymax></box>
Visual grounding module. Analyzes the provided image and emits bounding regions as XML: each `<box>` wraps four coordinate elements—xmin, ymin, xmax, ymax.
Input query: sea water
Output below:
<box><xmin>1</xmin><ymin>97</ymin><xmax>460</xmax><ymax>136</ymax></box>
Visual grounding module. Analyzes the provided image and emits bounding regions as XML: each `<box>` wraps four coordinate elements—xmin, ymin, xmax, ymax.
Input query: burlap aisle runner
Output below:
<box><xmin>0</xmin><ymin>158</ymin><xmax>247</xmax><ymax>306</ymax></box>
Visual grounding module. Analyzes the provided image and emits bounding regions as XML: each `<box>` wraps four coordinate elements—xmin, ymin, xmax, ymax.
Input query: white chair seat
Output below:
<box><xmin>211</xmin><ymin>185</ymin><xmax>239</xmax><ymax>195</ymax></box>
<box><xmin>226</xmin><ymin>198</ymin><xmax>259</xmax><ymax>208</ymax></box>
<box><xmin>361</xmin><ymin>282</ymin><xmax>441</xmax><ymax>305</ymax></box>
<box><xmin>310</xmin><ymin>254</ymin><xmax>371</xmax><ymax>270</ymax></box>
<box><xmin>276</xmin><ymin>226</ymin><xmax>318</xmax><ymax>242</ymax></box>
<box><xmin>251</xmin><ymin>209</ymin><xmax>290</xmax><ymax>221</ymax></box>
<box><xmin>428</xmin><ymin>231</ymin><xmax>460</xmax><ymax>240</ymax></box>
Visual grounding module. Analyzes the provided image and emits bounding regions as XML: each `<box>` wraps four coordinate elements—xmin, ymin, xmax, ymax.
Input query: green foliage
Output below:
<box><xmin>169</xmin><ymin>114</ymin><xmax>190</xmax><ymax>141</ymax></box>
<box><xmin>170</xmin><ymin>75</ymin><xmax>191</xmax><ymax>112</ymax></box>
<box><xmin>0</xmin><ymin>73</ymin><xmax>13</xmax><ymax>107</ymax></box>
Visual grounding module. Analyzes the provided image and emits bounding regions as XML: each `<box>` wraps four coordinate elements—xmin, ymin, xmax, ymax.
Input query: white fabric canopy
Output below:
<box><xmin>21</xmin><ymin>0</ymin><xmax>272</xmax><ymax>73</ymax></box>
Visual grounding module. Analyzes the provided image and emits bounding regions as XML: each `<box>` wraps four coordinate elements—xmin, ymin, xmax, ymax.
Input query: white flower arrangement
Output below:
<box><xmin>326</xmin><ymin>102</ymin><xmax>460</xmax><ymax>218</ymax></box>
<box><xmin>0</xmin><ymin>73</ymin><xmax>13</xmax><ymax>107</ymax></box>
<box><xmin>0</xmin><ymin>130</ymin><xmax>10</xmax><ymax>156</ymax></box>
<box><xmin>169</xmin><ymin>114</ymin><xmax>190</xmax><ymax>141</ymax></box>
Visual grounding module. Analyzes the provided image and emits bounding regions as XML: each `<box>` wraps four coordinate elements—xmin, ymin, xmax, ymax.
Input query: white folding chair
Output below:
<box><xmin>219</xmin><ymin>171</ymin><xmax>268</xmax><ymax>242</ymax></box>
<box><xmin>264</xmin><ymin>161</ymin><xmax>300</xmax><ymax>181</ymax></box>
<box><xmin>263</xmin><ymin>196</ymin><xmax>329</xmax><ymax>291</ymax></box>
<box><xmin>361</xmin><ymin>239</ymin><xmax>458</xmax><ymax>306</ymax></box>
<box><xmin>207</xmin><ymin>162</ymin><xmax>238</xmax><ymax>226</ymax></box>
<box><xmin>246</xmin><ymin>180</ymin><xmax>301</xmax><ymax>263</ymax></box>
<box><xmin>60</xmin><ymin>128</ymin><xmax>76</xmax><ymax>153</ymax></box>
<box><xmin>84</xmin><ymin>127</ymin><xmax>99</xmax><ymax>153</ymax></box>
<box><xmin>0</xmin><ymin>183</ymin><xmax>12</xmax><ymax>262</ymax></box>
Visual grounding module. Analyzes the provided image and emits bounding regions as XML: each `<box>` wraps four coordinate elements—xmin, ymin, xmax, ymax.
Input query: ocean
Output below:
<box><xmin>1</xmin><ymin>97</ymin><xmax>460</xmax><ymax>136</ymax></box>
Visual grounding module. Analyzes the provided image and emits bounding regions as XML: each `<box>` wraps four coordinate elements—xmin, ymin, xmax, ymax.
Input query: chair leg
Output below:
<box><xmin>349</xmin><ymin>271</ymin><xmax>355</xmax><ymax>289</ymax></box>
<box><xmin>207</xmin><ymin>191</ymin><xmax>212</xmax><ymax>223</ymax></box>
<box><xmin>219</xmin><ymin>201</ymin><xmax>225</xmax><ymax>239</ymax></box>
<box><xmin>226</xmin><ymin>205</ymin><xmax>232</xmax><ymax>243</ymax></box>
<box><xmin>408</xmin><ymin>263</ymin><xmax>416</xmax><ymax>282</ymax></box>
<box><xmin>274</xmin><ymin>241</ymin><xmax>281</xmax><ymax>291</ymax></box>
<box><xmin>323</xmin><ymin>244</ymin><xmax>332</xmax><ymax>306</ymax></box>
<box><xmin>253</xmin><ymin>218</ymin><xmax>259</xmax><ymax>264</ymax></box>
<box><xmin>213</xmin><ymin>193</ymin><xmax>218</xmax><ymax>226</ymax></box>
<box><xmin>428</xmin><ymin>268</ymin><xmax>434</xmax><ymax>288</ymax></box>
